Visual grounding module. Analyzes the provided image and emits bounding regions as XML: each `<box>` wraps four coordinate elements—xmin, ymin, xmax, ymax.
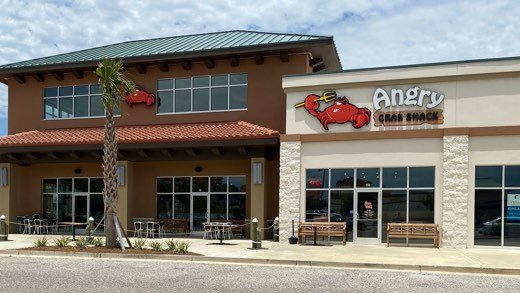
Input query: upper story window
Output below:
<box><xmin>43</xmin><ymin>84</ymin><xmax>117</xmax><ymax>120</ymax></box>
<box><xmin>156</xmin><ymin>73</ymin><xmax>247</xmax><ymax>114</ymax></box>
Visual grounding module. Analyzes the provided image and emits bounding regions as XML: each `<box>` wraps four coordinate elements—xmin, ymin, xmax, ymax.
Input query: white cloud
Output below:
<box><xmin>0</xmin><ymin>0</ymin><xmax>519</xmax><ymax>122</ymax></box>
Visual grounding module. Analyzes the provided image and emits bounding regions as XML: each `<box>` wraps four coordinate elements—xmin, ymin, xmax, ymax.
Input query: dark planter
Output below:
<box><xmin>288</xmin><ymin>236</ymin><xmax>298</xmax><ymax>244</ymax></box>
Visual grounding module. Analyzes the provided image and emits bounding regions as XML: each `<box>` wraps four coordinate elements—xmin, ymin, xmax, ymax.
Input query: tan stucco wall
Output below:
<box><xmin>8</xmin><ymin>54</ymin><xmax>310</xmax><ymax>135</ymax></box>
<box><xmin>284</xmin><ymin>60</ymin><xmax>520</xmax><ymax>135</ymax></box>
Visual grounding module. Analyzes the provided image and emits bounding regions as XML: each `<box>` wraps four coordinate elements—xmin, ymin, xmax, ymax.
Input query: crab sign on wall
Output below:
<box><xmin>124</xmin><ymin>85</ymin><xmax>155</xmax><ymax>107</ymax></box>
<box><xmin>295</xmin><ymin>91</ymin><xmax>371</xmax><ymax>130</ymax></box>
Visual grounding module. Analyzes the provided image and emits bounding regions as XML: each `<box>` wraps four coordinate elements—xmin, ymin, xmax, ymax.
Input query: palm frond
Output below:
<box><xmin>94</xmin><ymin>59</ymin><xmax>135</xmax><ymax>114</ymax></box>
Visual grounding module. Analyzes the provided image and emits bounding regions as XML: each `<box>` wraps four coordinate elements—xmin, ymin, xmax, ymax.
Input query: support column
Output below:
<box><xmin>442</xmin><ymin>135</ymin><xmax>469</xmax><ymax>248</ymax></box>
<box><xmin>279</xmin><ymin>141</ymin><xmax>301</xmax><ymax>243</ymax></box>
<box><xmin>251</xmin><ymin>157</ymin><xmax>266</xmax><ymax>238</ymax></box>
<box><xmin>0</xmin><ymin>164</ymin><xmax>17</xmax><ymax>233</ymax></box>
<box><xmin>116</xmin><ymin>161</ymin><xmax>133</xmax><ymax>232</ymax></box>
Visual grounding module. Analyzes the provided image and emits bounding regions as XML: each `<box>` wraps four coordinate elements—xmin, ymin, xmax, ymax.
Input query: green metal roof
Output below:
<box><xmin>0</xmin><ymin>30</ymin><xmax>333</xmax><ymax>71</ymax></box>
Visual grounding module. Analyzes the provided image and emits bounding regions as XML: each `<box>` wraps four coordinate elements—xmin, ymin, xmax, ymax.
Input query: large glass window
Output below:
<box><xmin>42</xmin><ymin>178</ymin><xmax>104</xmax><ymax>224</ymax></box>
<box><xmin>43</xmin><ymin>84</ymin><xmax>109</xmax><ymax>119</ymax></box>
<box><xmin>157</xmin><ymin>73</ymin><xmax>247</xmax><ymax>114</ymax></box>
<box><xmin>156</xmin><ymin>176</ymin><xmax>246</xmax><ymax>221</ymax></box>
<box><xmin>305</xmin><ymin>167</ymin><xmax>435</xmax><ymax>243</ymax></box>
<box><xmin>475</xmin><ymin>165</ymin><xmax>520</xmax><ymax>247</ymax></box>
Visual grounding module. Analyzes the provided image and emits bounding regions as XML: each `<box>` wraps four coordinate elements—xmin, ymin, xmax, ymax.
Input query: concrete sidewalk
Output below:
<box><xmin>2</xmin><ymin>234</ymin><xmax>520</xmax><ymax>274</ymax></box>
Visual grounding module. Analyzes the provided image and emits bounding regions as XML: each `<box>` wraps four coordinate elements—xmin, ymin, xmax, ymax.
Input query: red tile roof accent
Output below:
<box><xmin>0</xmin><ymin>121</ymin><xmax>278</xmax><ymax>148</ymax></box>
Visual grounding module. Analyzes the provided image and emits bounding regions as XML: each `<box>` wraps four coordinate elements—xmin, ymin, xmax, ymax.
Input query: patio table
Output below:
<box><xmin>211</xmin><ymin>222</ymin><xmax>235</xmax><ymax>245</ymax></box>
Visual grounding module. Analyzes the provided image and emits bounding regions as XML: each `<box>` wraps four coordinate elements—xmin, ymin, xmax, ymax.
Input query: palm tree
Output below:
<box><xmin>95</xmin><ymin>59</ymin><xmax>134</xmax><ymax>248</ymax></box>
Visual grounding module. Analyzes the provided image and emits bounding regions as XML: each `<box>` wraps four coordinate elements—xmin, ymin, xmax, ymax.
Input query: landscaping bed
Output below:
<box><xmin>19</xmin><ymin>246</ymin><xmax>201</xmax><ymax>255</ymax></box>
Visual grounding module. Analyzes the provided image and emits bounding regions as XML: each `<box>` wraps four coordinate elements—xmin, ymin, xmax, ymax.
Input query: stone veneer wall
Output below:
<box><xmin>442</xmin><ymin>135</ymin><xmax>469</xmax><ymax>248</ymax></box>
<box><xmin>279</xmin><ymin>141</ymin><xmax>302</xmax><ymax>243</ymax></box>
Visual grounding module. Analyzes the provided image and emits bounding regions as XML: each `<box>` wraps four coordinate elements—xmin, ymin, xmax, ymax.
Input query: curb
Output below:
<box><xmin>1</xmin><ymin>250</ymin><xmax>519</xmax><ymax>276</ymax></box>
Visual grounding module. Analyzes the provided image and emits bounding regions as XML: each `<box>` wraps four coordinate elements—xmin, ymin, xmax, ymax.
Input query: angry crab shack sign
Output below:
<box><xmin>372</xmin><ymin>86</ymin><xmax>445</xmax><ymax>126</ymax></box>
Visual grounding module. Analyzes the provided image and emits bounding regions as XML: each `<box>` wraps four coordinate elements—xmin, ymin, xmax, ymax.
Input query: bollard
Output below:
<box><xmin>273</xmin><ymin>217</ymin><xmax>279</xmax><ymax>242</ymax></box>
<box><xmin>0</xmin><ymin>215</ymin><xmax>8</xmax><ymax>241</ymax></box>
<box><xmin>251</xmin><ymin>218</ymin><xmax>262</xmax><ymax>249</ymax></box>
<box><xmin>87</xmin><ymin>216</ymin><xmax>94</xmax><ymax>244</ymax></box>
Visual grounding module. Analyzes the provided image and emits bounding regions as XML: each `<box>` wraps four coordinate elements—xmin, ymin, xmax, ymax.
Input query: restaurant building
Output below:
<box><xmin>279</xmin><ymin>57</ymin><xmax>520</xmax><ymax>248</ymax></box>
<box><xmin>0</xmin><ymin>30</ymin><xmax>341</xmax><ymax>235</ymax></box>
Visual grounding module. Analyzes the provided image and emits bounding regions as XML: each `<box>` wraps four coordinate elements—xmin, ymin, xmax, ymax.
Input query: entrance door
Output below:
<box><xmin>354</xmin><ymin>191</ymin><xmax>381</xmax><ymax>244</ymax></box>
<box><xmin>73</xmin><ymin>195</ymin><xmax>88</xmax><ymax>223</ymax></box>
<box><xmin>191</xmin><ymin>194</ymin><xmax>209</xmax><ymax>232</ymax></box>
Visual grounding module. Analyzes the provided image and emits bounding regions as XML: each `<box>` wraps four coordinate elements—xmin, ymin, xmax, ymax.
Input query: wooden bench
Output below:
<box><xmin>162</xmin><ymin>219</ymin><xmax>190</xmax><ymax>234</ymax></box>
<box><xmin>387</xmin><ymin>223</ymin><xmax>441</xmax><ymax>248</ymax></box>
<box><xmin>298</xmin><ymin>222</ymin><xmax>347</xmax><ymax>245</ymax></box>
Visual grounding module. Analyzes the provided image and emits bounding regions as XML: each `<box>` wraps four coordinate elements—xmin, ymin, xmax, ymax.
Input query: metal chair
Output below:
<box><xmin>33</xmin><ymin>219</ymin><xmax>45</xmax><ymax>234</ymax></box>
<box><xmin>145</xmin><ymin>221</ymin><xmax>161</xmax><ymax>238</ymax></box>
<box><xmin>23</xmin><ymin>219</ymin><xmax>33</xmax><ymax>234</ymax></box>
<box><xmin>203</xmin><ymin>222</ymin><xmax>213</xmax><ymax>240</ymax></box>
<box><xmin>133</xmin><ymin>221</ymin><xmax>144</xmax><ymax>238</ymax></box>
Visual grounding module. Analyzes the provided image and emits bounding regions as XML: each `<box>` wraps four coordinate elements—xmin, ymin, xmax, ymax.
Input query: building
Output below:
<box><xmin>280</xmin><ymin>57</ymin><xmax>520</xmax><ymax>248</ymax></box>
<box><xmin>0</xmin><ymin>30</ymin><xmax>340</xmax><ymax>235</ymax></box>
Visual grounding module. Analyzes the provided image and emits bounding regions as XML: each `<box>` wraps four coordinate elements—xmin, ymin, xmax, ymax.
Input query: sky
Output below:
<box><xmin>0</xmin><ymin>0</ymin><xmax>519</xmax><ymax>135</ymax></box>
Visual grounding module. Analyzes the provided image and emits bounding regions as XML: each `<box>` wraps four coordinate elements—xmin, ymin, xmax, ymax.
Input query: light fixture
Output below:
<box><xmin>0</xmin><ymin>167</ymin><xmax>7</xmax><ymax>187</ymax></box>
<box><xmin>253</xmin><ymin>162</ymin><xmax>263</xmax><ymax>185</ymax></box>
<box><xmin>117</xmin><ymin>165</ymin><xmax>125</xmax><ymax>186</ymax></box>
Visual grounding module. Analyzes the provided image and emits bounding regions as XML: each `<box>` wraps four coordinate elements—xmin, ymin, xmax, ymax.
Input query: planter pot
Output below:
<box><xmin>288</xmin><ymin>236</ymin><xmax>298</xmax><ymax>244</ymax></box>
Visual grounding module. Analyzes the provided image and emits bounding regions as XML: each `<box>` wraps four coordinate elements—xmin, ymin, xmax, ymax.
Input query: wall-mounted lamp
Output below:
<box><xmin>0</xmin><ymin>167</ymin><xmax>7</xmax><ymax>187</ymax></box>
<box><xmin>117</xmin><ymin>165</ymin><xmax>126</xmax><ymax>186</ymax></box>
<box><xmin>252</xmin><ymin>162</ymin><xmax>263</xmax><ymax>185</ymax></box>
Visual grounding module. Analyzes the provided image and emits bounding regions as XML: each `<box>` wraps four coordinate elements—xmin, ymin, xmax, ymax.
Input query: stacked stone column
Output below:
<box><xmin>442</xmin><ymin>135</ymin><xmax>469</xmax><ymax>248</ymax></box>
<box><xmin>278</xmin><ymin>141</ymin><xmax>302</xmax><ymax>243</ymax></box>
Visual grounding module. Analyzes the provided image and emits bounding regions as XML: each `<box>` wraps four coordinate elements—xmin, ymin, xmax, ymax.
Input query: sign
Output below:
<box><xmin>372</xmin><ymin>86</ymin><xmax>445</xmax><ymax>127</ymax></box>
<box><xmin>295</xmin><ymin>91</ymin><xmax>371</xmax><ymax>130</ymax></box>
<box><xmin>124</xmin><ymin>85</ymin><xmax>155</xmax><ymax>107</ymax></box>
<box><xmin>507</xmin><ymin>194</ymin><xmax>520</xmax><ymax>219</ymax></box>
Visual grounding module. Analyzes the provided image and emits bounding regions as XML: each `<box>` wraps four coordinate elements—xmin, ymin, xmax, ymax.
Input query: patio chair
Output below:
<box><xmin>23</xmin><ymin>219</ymin><xmax>33</xmax><ymax>234</ymax></box>
<box><xmin>16</xmin><ymin>216</ymin><xmax>25</xmax><ymax>234</ymax></box>
<box><xmin>145</xmin><ymin>221</ymin><xmax>162</xmax><ymax>238</ymax></box>
<box><xmin>46</xmin><ymin>220</ymin><xmax>58</xmax><ymax>234</ymax></box>
<box><xmin>133</xmin><ymin>221</ymin><xmax>144</xmax><ymax>238</ymax></box>
<box><xmin>33</xmin><ymin>219</ymin><xmax>46</xmax><ymax>234</ymax></box>
<box><xmin>202</xmin><ymin>222</ymin><xmax>212</xmax><ymax>239</ymax></box>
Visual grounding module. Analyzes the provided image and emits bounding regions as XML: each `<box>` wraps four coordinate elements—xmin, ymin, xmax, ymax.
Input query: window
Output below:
<box><xmin>43</xmin><ymin>84</ymin><xmax>117</xmax><ymax>119</ymax></box>
<box><xmin>305</xmin><ymin>167</ymin><xmax>435</xmax><ymax>243</ymax></box>
<box><xmin>157</xmin><ymin>73</ymin><xmax>247</xmax><ymax>114</ymax></box>
<box><xmin>156</xmin><ymin>176</ymin><xmax>246</xmax><ymax>220</ymax></box>
<box><xmin>42</xmin><ymin>178</ymin><xmax>104</xmax><ymax>225</ymax></box>
<box><xmin>475</xmin><ymin>166</ymin><xmax>520</xmax><ymax>247</ymax></box>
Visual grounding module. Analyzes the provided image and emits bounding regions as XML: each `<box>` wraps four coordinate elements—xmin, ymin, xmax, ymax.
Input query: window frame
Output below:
<box><xmin>474</xmin><ymin>165</ymin><xmax>520</xmax><ymax>247</ymax></box>
<box><xmin>42</xmin><ymin>84</ymin><xmax>118</xmax><ymax>120</ymax></box>
<box><xmin>305</xmin><ymin>167</ymin><xmax>435</xmax><ymax>225</ymax></box>
<box><xmin>156</xmin><ymin>73</ymin><xmax>248</xmax><ymax>115</ymax></box>
<box><xmin>156</xmin><ymin>175</ymin><xmax>246</xmax><ymax>220</ymax></box>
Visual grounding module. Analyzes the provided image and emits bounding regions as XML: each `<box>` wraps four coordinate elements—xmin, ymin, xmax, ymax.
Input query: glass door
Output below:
<box><xmin>73</xmin><ymin>195</ymin><xmax>88</xmax><ymax>223</ymax></box>
<box><xmin>191</xmin><ymin>194</ymin><xmax>209</xmax><ymax>232</ymax></box>
<box><xmin>355</xmin><ymin>191</ymin><xmax>381</xmax><ymax>244</ymax></box>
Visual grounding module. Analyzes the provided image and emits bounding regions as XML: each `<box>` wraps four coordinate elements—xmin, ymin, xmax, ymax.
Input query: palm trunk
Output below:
<box><xmin>103</xmin><ymin>111</ymin><xmax>119</xmax><ymax>248</ymax></box>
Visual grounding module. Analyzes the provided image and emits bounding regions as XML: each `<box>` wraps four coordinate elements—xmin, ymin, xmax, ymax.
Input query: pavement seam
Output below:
<box><xmin>1</xmin><ymin>250</ymin><xmax>519</xmax><ymax>276</ymax></box>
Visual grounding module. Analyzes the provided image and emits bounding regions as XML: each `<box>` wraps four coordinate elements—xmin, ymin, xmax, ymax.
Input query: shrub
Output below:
<box><xmin>175</xmin><ymin>241</ymin><xmax>190</xmax><ymax>254</ymax></box>
<box><xmin>165</xmin><ymin>239</ymin><xmax>177</xmax><ymax>251</ymax></box>
<box><xmin>92</xmin><ymin>237</ymin><xmax>104</xmax><ymax>247</ymax></box>
<box><xmin>34</xmin><ymin>236</ymin><xmax>48</xmax><ymax>247</ymax></box>
<box><xmin>149</xmin><ymin>240</ymin><xmax>163</xmax><ymax>251</ymax></box>
<box><xmin>54</xmin><ymin>236</ymin><xmax>72</xmax><ymax>247</ymax></box>
<box><xmin>75</xmin><ymin>237</ymin><xmax>88</xmax><ymax>250</ymax></box>
<box><xmin>133</xmin><ymin>238</ymin><xmax>147</xmax><ymax>250</ymax></box>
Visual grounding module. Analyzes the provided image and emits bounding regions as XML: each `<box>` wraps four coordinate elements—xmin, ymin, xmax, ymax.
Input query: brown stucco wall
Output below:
<box><xmin>8</xmin><ymin>54</ymin><xmax>310</xmax><ymax>135</ymax></box>
<box><xmin>11</xmin><ymin>158</ymin><xmax>280</xmax><ymax>224</ymax></box>
<box><xmin>15</xmin><ymin>162</ymin><xmax>103</xmax><ymax>217</ymax></box>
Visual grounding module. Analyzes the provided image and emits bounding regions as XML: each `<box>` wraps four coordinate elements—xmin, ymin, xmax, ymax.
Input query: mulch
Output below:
<box><xmin>20</xmin><ymin>246</ymin><xmax>201</xmax><ymax>256</ymax></box>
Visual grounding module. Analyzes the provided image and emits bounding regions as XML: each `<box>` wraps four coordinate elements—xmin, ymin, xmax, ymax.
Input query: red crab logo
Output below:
<box><xmin>295</xmin><ymin>91</ymin><xmax>371</xmax><ymax>130</ymax></box>
<box><xmin>124</xmin><ymin>86</ymin><xmax>155</xmax><ymax>107</ymax></box>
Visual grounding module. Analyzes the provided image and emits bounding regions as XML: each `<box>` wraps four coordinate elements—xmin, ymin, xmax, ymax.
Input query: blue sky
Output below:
<box><xmin>0</xmin><ymin>0</ymin><xmax>519</xmax><ymax>135</ymax></box>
